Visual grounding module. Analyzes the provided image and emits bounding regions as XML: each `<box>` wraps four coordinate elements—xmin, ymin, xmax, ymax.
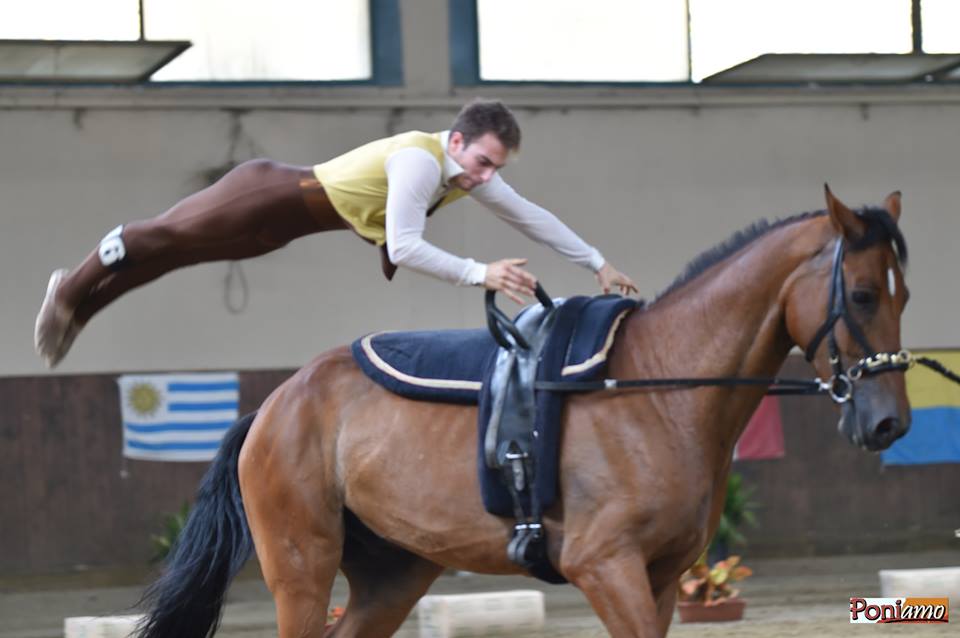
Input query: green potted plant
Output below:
<box><xmin>150</xmin><ymin>502</ymin><xmax>191</xmax><ymax>563</ymax></box>
<box><xmin>677</xmin><ymin>553</ymin><xmax>753</xmax><ymax>622</ymax></box>
<box><xmin>708</xmin><ymin>472</ymin><xmax>757</xmax><ymax>563</ymax></box>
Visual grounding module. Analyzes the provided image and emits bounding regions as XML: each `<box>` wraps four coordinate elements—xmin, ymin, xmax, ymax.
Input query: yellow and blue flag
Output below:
<box><xmin>881</xmin><ymin>350</ymin><xmax>960</xmax><ymax>465</ymax></box>
<box><xmin>117</xmin><ymin>372</ymin><xmax>239</xmax><ymax>462</ymax></box>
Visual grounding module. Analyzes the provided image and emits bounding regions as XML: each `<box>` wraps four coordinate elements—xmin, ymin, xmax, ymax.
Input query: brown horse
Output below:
<box><xmin>136</xmin><ymin>187</ymin><xmax>911</xmax><ymax>638</ymax></box>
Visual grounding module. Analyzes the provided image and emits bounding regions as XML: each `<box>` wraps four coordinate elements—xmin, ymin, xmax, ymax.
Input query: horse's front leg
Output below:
<box><xmin>562</xmin><ymin>544</ymin><xmax>661</xmax><ymax>638</ymax></box>
<box><xmin>654</xmin><ymin>578</ymin><xmax>678</xmax><ymax>636</ymax></box>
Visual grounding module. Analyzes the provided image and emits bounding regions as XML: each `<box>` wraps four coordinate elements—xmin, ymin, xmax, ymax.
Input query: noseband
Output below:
<box><xmin>802</xmin><ymin>239</ymin><xmax>913</xmax><ymax>403</ymax></box>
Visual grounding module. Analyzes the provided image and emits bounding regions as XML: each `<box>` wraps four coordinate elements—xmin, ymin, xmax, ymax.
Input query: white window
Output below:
<box><xmin>920</xmin><ymin>0</ymin><xmax>960</xmax><ymax>54</ymax></box>
<box><xmin>0</xmin><ymin>0</ymin><xmax>372</xmax><ymax>81</ymax></box>
<box><xmin>689</xmin><ymin>0</ymin><xmax>913</xmax><ymax>81</ymax></box>
<box><xmin>476</xmin><ymin>0</ymin><xmax>924</xmax><ymax>84</ymax></box>
<box><xmin>477</xmin><ymin>0</ymin><xmax>689</xmax><ymax>82</ymax></box>
<box><xmin>144</xmin><ymin>0</ymin><xmax>371</xmax><ymax>81</ymax></box>
<box><xmin>1</xmin><ymin>0</ymin><xmax>140</xmax><ymax>40</ymax></box>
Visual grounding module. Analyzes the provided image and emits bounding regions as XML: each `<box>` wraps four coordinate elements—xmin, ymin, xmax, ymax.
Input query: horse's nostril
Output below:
<box><xmin>874</xmin><ymin>418</ymin><xmax>899</xmax><ymax>440</ymax></box>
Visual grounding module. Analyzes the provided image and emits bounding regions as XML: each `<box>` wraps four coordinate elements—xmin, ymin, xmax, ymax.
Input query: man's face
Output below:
<box><xmin>447</xmin><ymin>131</ymin><xmax>510</xmax><ymax>191</ymax></box>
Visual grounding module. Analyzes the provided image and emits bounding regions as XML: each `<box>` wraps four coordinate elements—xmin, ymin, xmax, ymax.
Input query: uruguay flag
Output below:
<box><xmin>882</xmin><ymin>350</ymin><xmax>960</xmax><ymax>466</ymax></box>
<box><xmin>117</xmin><ymin>373</ymin><xmax>240</xmax><ymax>462</ymax></box>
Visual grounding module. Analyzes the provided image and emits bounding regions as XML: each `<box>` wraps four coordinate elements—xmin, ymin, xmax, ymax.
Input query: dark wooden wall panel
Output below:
<box><xmin>1</xmin><ymin>357</ymin><xmax>957</xmax><ymax>575</ymax></box>
<box><xmin>0</xmin><ymin>370</ymin><xmax>293</xmax><ymax>575</ymax></box>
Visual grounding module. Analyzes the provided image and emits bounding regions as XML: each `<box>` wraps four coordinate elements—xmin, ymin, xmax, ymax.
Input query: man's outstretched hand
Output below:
<box><xmin>485</xmin><ymin>258</ymin><xmax>537</xmax><ymax>304</ymax></box>
<box><xmin>486</xmin><ymin>258</ymin><xmax>636</xmax><ymax>302</ymax></box>
<box><xmin>596</xmin><ymin>262</ymin><xmax>638</xmax><ymax>295</ymax></box>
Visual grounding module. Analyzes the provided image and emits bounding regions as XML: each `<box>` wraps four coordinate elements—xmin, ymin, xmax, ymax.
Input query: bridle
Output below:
<box><xmin>801</xmin><ymin>238</ymin><xmax>913</xmax><ymax>403</ymax></box>
<box><xmin>486</xmin><ymin>236</ymin><xmax>959</xmax><ymax>404</ymax></box>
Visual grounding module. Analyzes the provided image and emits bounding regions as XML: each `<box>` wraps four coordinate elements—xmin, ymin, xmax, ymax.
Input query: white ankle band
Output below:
<box><xmin>98</xmin><ymin>225</ymin><xmax>126</xmax><ymax>267</ymax></box>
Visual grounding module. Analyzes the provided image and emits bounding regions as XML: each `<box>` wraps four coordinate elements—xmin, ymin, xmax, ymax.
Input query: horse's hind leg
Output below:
<box><xmin>240</xmin><ymin>399</ymin><xmax>345</xmax><ymax>638</ymax></box>
<box><xmin>329</xmin><ymin>511</ymin><xmax>444</xmax><ymax>638</ymax></box>
<box><xmin>333</xmin><ymin>555</ymin><xmax>443</xmax><ymax>638</ymax></box>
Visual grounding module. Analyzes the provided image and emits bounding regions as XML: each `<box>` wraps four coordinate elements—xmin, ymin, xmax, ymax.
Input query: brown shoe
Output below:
<box><xmin>34</xmin><ymin>269</ymin><xmax>76</xmax><ymax>368</ymax></box>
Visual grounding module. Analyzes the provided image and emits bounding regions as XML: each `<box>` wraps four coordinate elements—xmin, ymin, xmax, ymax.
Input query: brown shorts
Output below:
<box><xmin>300</xmin><ymin>170</ymin><xmax>397</xmax><ymax>280</ymax></box>
<box><xmin>298</xmin><ymin>169</ymin><xmax>350</xmax><ymax>232</ymax></box>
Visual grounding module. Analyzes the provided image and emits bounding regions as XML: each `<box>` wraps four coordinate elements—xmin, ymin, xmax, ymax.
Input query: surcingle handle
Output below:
<box><xmin>534</xmin><ymin>283</ymin><xmax>554</xmax><ymax>309</ymax></box>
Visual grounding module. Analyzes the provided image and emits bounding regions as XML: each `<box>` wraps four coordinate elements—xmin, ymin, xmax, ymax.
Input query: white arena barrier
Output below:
<box><xmin>417</xmin><ymin>590</ymin><xmax>545</xmax><ymax>638</ymax></box>
<box><xmin>879</xmin><ymin>566</ymin><xmax>960</xmax><ymax>599</ymax></box>
<box><xmin>64</xmin><ymin>614</ymin><xmax>143</xmax><ymax>638</ymax></box>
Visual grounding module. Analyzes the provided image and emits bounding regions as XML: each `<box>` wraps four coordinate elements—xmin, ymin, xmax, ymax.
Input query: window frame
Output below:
<box><xmin>449</xmin><ymin>0</ymin><xmax>692</xmax><ymax>87</ymax></box>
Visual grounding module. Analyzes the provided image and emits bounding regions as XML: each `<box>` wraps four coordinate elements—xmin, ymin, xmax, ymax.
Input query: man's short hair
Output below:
<box><xmin>451</xmin><ymin>99</ymin><xmax>521</xmax><ymax>150</ymax></box>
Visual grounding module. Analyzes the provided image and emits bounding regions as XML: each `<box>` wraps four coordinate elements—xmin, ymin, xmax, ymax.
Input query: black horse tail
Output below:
<box><xmin>136</xmin><ymin>411</ymin><xmax>257</xmax><ymax>638</ymax></box>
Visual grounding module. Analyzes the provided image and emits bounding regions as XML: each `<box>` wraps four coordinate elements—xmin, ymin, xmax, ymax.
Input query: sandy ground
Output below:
<box><xmin>2</xmin><ymin>550</ymin><xmax>957</xmax><ymax>637</ymax></box>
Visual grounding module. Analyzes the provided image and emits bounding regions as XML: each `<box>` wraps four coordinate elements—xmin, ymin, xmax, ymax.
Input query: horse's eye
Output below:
<box><xmin>851</xmin><ymin>290</ymin><xmax>877</xmax><ymax>307</ymax></box>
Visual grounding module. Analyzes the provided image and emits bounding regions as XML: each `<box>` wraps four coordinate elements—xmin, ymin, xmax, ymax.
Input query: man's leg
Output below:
<box><xmin>35</xmin><ymin>159</ymin><xmax>343</xmax><ymax>367</ymax></box>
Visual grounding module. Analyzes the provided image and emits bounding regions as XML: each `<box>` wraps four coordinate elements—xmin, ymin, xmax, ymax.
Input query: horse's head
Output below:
<box><xmin>785</xmin><ymin>186</ymin><xmax>911</xmax><ymax>451</ymax></box>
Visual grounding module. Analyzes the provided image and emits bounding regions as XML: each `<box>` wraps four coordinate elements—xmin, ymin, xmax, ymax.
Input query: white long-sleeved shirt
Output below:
<box><xmin>384</xmin><ymin>131</ymin><xmax>605</xmax><ymax>286</ymax></box>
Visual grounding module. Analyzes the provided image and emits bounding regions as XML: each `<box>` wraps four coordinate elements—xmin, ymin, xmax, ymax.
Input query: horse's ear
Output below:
<box><xmin>883</xmin><ymin>190</ymin><xmax>902</xmax><ymax>223</ymax></box>
<box><xmin>824</xmin><ymin>184</ymin><xmax>866</xmax><ymax>240</ymax></box>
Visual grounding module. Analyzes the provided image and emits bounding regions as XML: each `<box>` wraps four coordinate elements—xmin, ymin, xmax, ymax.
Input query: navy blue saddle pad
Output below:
<box><xmin>351</xmin><ymin>328</ymin><xmax>495</xmax><ymax>404</ymax></box>
<box><xmin>351</xmin><ymin>294</ymin><xmax>639</xmax><ymax>515</ymax></box>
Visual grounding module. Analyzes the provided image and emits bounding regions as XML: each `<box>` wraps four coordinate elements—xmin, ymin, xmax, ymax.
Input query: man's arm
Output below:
<box><xmin>470</xmin><ymin>173</ymin><xmax>605</xmax><ymax>270</ymax></box>
<box><xmin>384</xmin><ymin>150</ymin><xmax>538</xmax><ymax>302</ymax></box>
<box><xmin>471</xmin><ymin>174</ymin><xmax>638</xmax><ymax>295</ymax></box>
<box><xmin>384</xmin><ymin>148</ymin><xmax>486</xmax><ymax>286</ymax></box>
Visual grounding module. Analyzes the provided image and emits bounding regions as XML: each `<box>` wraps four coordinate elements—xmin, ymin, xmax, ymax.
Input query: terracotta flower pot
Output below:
<box><xmin>326</xmin><ymin>606</ymin><xmax>345</xmax><ymax>628</ymax></box>
<box><xmin>677</xmin><ymin>597</ymin><xmax>746</xmax><ymax>623</ymax></box>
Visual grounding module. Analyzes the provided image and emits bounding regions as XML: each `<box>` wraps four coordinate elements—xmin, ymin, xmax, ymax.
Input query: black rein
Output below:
<box><xmin>486</xmin><ymin>244</ymin><xmax>960</xmax><ymax>403</ymax></box>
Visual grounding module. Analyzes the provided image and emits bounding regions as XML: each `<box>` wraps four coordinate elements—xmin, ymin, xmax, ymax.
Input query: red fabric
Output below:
<box><xmin>735</xmin><ymin>396</ymin><xmax>785</xmax><ymax>460</ymax></box>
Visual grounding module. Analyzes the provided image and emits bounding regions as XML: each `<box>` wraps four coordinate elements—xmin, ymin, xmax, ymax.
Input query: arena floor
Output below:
<box><xmin>2</xmin><ymin>551</ymin><xmax>956</xmax><ymax>637</ymax></box>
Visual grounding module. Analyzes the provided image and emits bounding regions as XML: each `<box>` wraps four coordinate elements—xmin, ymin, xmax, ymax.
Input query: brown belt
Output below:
<box><xmin>298</xmin><ymin>169</ymin><xmax>397</xmax><ymax>280</ymax></box>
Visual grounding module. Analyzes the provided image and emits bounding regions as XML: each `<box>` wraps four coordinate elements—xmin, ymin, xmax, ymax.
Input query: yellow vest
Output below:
<box><xmin>313</xmin><ymin>131</ymin><xmax>469</xmax><ymax>246</ymax></box>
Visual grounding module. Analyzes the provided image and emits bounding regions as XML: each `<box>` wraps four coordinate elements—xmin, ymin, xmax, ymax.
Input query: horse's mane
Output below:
<box><xmin>653</xmin><ymin>207</ymin><xmax>908</xmax><ymax>303</ymax></box>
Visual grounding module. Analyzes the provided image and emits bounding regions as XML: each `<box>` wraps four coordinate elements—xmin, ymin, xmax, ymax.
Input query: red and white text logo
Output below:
<box><xmin>849</xmin><ymin>597</ymin><xmax>949</xmax><ymax>624</ymax></box>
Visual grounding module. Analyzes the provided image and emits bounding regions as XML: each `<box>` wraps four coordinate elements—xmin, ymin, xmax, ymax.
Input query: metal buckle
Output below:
<box><xmin>828</xmin><ymin>374</ymin><xmax>853</xmax><ymax>404</ymax></box>
<box><xmin>515</xmin><ymin>522</ymin><xmax>541</xmax><ymax>533</ymax></box>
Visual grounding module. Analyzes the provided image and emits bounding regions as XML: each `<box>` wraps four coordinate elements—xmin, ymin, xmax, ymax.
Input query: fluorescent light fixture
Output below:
<box><xmin>0</xmin><ymin>39</ymin><xmax>191</xmax><ymax>83</ymax></box>
<box><xmin>703</xmin><ymin>53</ymin><xmax>960</xmax><ymax>84</ymax></box>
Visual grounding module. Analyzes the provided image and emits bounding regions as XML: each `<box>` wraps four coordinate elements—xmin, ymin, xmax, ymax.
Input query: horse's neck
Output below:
<box><xmin>614</xmin><ymin>219</ymin><xmax>826</xmax><ymax>462</ymax></box>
